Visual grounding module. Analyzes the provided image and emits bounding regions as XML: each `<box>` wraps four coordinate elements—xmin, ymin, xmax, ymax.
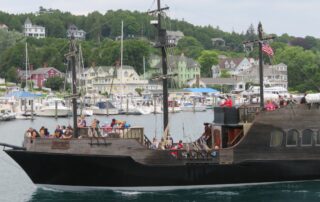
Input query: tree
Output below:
<box><xmin>176</xmin><ymin>36</ymin><xmax>204</xmax><ymax>59</ymax></box>
<box><xmin>197</xmin><ymin>50</ymin><xmax>218</xmax><ymax>77</ymax></box>
<box><xmin>220</xmin><ymin>69</ymin><xmax>231</xmax><ymax>78</ymax></box>
<box><xmin>44</xmin><ymin>76</ymin><xmax>65</xmax><ymax>91</ymax></box>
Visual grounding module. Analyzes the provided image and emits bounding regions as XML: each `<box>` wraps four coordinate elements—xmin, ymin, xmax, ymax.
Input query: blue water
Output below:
<box><xmin>1</xmin><ymin>111</ymin><xmax>320</xmax><ymax>201</ymax></box>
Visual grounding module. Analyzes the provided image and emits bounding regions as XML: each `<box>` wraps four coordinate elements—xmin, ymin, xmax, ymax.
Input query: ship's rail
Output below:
<box><xmin>78</xmin><ymin>127</ymin><xmax>146</xmax><ymax>145</ymax></box>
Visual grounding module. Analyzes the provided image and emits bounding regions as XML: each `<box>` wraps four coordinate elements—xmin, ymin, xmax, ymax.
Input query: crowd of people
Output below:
<box><xmin>264</xmin><ymin>94</ymin><xmax>300</xmax><ymax>111</ymax></box>
<box><xmin>25</xmin><ymin>124</ymin><xmax>74</xmax><ymax>140</ymax></box>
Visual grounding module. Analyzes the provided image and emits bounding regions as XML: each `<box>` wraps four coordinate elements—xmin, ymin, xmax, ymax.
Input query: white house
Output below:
<box><xmin>67</xmin><ymin>24</ymin><xmax>86</xmax><ymax>40</ymax></box>
<box><xmin>23</xmin><ymin>18</ymin><xmax>45</xmax><ymax>39</ymax></box>
<box><xmin>82</xmin><ymin>66</ymin><xmax>162</xmax><ymax>95</ymax></box>
<box><xmin>166</xmin><ymin>30</ymin><xmax>184</xmax><ymax>45</ymax></box>
<box><xmin>212</xmin><ymin>57</ymin><xmax>253</xmax><ymax>78</ymax></box>
<box><xmin>0</xmin><ymin>24</ymin><xmax>8</xmax><ymax>32</ymax></box>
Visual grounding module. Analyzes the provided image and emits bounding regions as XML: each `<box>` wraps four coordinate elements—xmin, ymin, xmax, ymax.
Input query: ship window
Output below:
<box><xmin>301</xmin><ymin>129</ymin><xmax>313</xmax><ymax>146</ymax></box>
<box><xmin>316</xmin><ymin>131</ymin><xmax>320</xmax><ymax>146</ymax></box>
<box><xmin>270</xmin><ymin>129</ymin><xmax>284</xmax><ymax>147</ymax></box>
<box><xmin>286</xmin><ymin>129</ymin><xmax>299</xmax><ymax>146</ymax></box>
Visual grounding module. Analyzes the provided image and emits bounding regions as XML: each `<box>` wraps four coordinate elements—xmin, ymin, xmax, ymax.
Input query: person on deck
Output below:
<box><xmin>77</xmin><ymin>115</ymin><xmax>86</xmax><ymax>128</ymax></box>
<box><xmin>111</xmin><ymin>118</ymin><xmax>126</xmax><ymax>128</ymax></box>
<box><xmin>265</xmin><ymin>100</ymin><xmax>276</xmax><ymax>111</ymax></box>
<box><xmin>220</xmin><ymin>95</ymin><xmax>233</xmax><ymax>107</ymax></box>
<box><xmin>300</xmin><ymin>93</ymin><xmax>307</xmax><ymax>104</ymax></box>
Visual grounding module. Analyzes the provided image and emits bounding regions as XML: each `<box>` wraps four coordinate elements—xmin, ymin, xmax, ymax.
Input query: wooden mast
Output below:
<box><xmin>67</xmin><ymin>35</ymin><xmax>78</xmax><ymax>137</ymax></box>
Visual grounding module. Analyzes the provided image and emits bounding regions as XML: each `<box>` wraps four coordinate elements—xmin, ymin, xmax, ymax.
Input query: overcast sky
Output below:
<box><xmin>1</xmin><ymin>0</ymin><xmax>319</xmax><ymax>38</ymax></box>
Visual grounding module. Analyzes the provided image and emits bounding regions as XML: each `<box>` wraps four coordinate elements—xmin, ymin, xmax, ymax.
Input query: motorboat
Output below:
<box><xmin>35</xmin><ymin>98</ymin><xmax>70</xmax><ymax>117</ymax></box>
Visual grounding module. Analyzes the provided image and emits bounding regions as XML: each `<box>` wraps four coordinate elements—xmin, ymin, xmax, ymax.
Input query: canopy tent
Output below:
<box><xmin>183</xmin><ymin>88</ymin><xmax>219</xmax><ymax>93</ymax></box>
<box><xmin>5</xmin><ymin>91</ymin><xmax>42</xmax><ymax>98</ymax></box>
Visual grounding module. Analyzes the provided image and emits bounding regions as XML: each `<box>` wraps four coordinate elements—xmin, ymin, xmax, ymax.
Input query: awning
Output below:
<box><xmin>5</xmin><ymin>91</ymin><xmax>42</xmax><ymax>98</ymax></box>
<box><xmin>183</xmin><ymin>88</ymin><xmax>219</xmax><ymax>93</ymax></box>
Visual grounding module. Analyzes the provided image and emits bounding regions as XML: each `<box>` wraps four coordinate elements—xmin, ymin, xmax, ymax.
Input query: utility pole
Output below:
<box><xmin>243</xmin><ymin>22</ymin><xmax>275</xmax><ymax>109</ymax></box>
<box><xmin>148</xmin><ymin>0</ymin><xmax>170</xmax><ymax>132</ymax></box>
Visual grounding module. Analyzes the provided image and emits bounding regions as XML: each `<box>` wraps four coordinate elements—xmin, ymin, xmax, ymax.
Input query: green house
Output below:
<box><xmin>146</xmin><ymin>54</ymin><xmax>201</xmax><ymax>88</ymax></box>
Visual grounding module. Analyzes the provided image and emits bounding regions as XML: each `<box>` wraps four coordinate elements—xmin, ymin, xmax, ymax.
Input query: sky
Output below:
<box><xmin>1</xmin><ymin>0</ymin><xmax>319</xmax><ymax>38</ymax></box>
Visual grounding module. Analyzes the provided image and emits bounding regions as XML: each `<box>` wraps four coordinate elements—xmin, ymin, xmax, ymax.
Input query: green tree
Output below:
<box><xmin>220</xmin><ymin>69</ymin><xmax>231</xmax><ymax>78</ymax></box>
<box><xmin>176</xmin><ymin>36</ymin><xmax>204</xmax><ymax>58</ymax></box>
<box><xmin>44</xmin><ymin>76</ymin><xmax>65</xmax><ymax>91</ymax></box>
<box><xmin>197</xmin><ymin>50</ymin><xmax>218</xmax><ymax>77</ymax></box>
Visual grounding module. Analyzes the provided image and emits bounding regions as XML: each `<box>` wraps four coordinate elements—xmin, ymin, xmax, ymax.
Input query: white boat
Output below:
<box><xmin>0</xmin><ymin>108</ymin><xmax>16</xmax><ymax>121</ymax></box>
<box><xmin>180</xmin><ymin>102</ymin><xmax>207</xmax><ymax>112</ymax></box>
<box><xmin>77</xmin><ymin>108</ymin><xmax>93</xmax><ymax>116</ymax></box>
<box><xmin>35</xmin><ymin>98</ymin><xmax>70</xmax><ymax>117</ymax></box>
<box><xmin>90</xmin><ymin>101</ymin><xmax>119</xmax><ymax>115</ymax></box>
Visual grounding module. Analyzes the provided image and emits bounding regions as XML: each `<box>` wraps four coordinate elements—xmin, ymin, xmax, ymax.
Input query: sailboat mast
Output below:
<box><xmin>157</xmin><ymin>0</ymin><xmax>169</xmax><ymax>132</ymax></box>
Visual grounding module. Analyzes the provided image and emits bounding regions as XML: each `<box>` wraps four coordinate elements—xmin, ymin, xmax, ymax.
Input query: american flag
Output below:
<box><xmin>262</xmin><ymin>43</ymin><xmax>274</xmax><ymax>56</ymax></box>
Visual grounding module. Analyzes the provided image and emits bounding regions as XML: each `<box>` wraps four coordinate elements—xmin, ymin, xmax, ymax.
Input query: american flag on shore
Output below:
<box><xmin>262</xmin><ymin>43</ymin><xmax>274</xmax><ymax>56</ymax></box>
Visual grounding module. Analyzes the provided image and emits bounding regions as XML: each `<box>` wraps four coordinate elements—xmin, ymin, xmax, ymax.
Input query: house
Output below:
<box><xmin>188</xmin><ymin>77</ymin><xmax>246</xmax><ymax>92</ymax></box>
<box><xmin>0</xmin><ymin>78</ymin><xmax>5</xmax><ymax>84</ymax></box>
<box><xmin>67</xmin><ymin>24</ymin><xmax>86</xmax><ymax>40</ymax></box>
<box><xmin>212</xmin><ymin>57</ymin><xmax>253</xmax><ymax>77</ymax></box>
<box><xmin>18</xmin><ymin>67</ymin><xmax>63</xmax><ymax>88</ymax></box>
<box><xmin>237</xmin><ymin>63</ymin><xmax>288</xmax><ymax>89</ymax></box>
<box><xmin>82</xmin><ymin>65</ymin><xmax>162</xmax><ymax>95</ymax></box>
<box><xmin>166</xmin><ymin>30</ymin><xmax>184</xmax><ymax>45</ymax></box>
<box><xmin>23</xmin><ymin>18</ymin><xmax>45</xmax><ymax>39</ymax></box>
<box><xmin>0</xmin><ymin>24</ymin><xmax>8</xmax><ymax>32</ymax></box>
<box><xmin>147</xmin><ymin>54</ymin><xmax>201</xmax><ymax>88</ymax></box>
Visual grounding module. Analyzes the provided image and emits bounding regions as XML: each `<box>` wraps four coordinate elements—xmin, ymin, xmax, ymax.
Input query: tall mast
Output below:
<box><xmin>120</xmin><ymin>20</ymin><xmax>124</xmax><ymax>108</ymax></box>
<box><xmin>258</xmin><ymin>22</ymin><xmax>264</xmax><ymax>109</ymax></box>
<box><xmin>242</xmin><ymin>22</ymin><xmax>275</xmax><ymax>109</ymax></box>
<box><xmin>67</xmin><ymin>36</ymin><xmax>78</xmax><ymax>137</ymax></box>
<box><xmin>157</xmin><ymin>0</ymin><xmax>169</xmax><ymax>131</ymax></box>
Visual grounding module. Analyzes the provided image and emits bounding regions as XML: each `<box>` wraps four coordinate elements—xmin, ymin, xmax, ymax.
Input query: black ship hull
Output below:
<box><xmin>6</xmin><ymin>150</ymin><xmax>320</xmax><ymax>188</ymax></box>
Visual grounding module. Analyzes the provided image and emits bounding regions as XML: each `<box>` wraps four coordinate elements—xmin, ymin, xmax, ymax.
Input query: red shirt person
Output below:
<box><xmin>220</xmin><ymin>96</ymin><xmax>233</xmax><ymax>107</ymax></box>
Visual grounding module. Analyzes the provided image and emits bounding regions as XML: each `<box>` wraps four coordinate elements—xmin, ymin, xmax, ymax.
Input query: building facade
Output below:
<box><xmin>82</xmin><ymin>66</ymin><xmax>162</xmax><ymax>95</ymax></box>
<box><xmin>212</xmin><ymin>57</ymin><xmax>254</xmax><ymax>78</ymax></box>
<box><xmin>240</xmin><ymin>63</ymin><xmax>288</xmax><ymax>89</ymax></box>
<box><xmin>147</xmin><ymin>54</ymin><xmax>201</xmax><ymax>88</ymax></box>
<box><xmin>23</xmin><ymin>18</ymin><xmax>45</xmax><ymax>39</ymax></box>
<box><xmin>67</xmin><ymin>24</ymin><xmax>86</xmax><ymax>40</ymax></box>
<box><xmin>166</xmin><ymin>30</ymin><xmax>184</xmax><ymax>45</ymax></box>
<box><xmin>18</xmin><ymin>67</ymin><xmax>63</xmax><ymax>88</ymax></box>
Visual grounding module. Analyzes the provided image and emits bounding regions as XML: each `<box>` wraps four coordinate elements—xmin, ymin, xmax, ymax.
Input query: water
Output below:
<box><xmin>1</xmin><ymin>111</ymin><xmax>320</xmax><ymax>201</ymax></box>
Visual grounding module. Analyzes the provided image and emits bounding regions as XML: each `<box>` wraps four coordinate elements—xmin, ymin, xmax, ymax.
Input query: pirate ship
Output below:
<box><xmin>1</xmin><ymin>0</ymin><xmax>320</xmax><ymax>190</ymax></box>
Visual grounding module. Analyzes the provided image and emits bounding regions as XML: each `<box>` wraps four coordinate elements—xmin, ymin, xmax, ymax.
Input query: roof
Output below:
<box><xmin>200</xmin><ymin>77</ymin><xmax>243</xmax><ymax>85</ymax></box>
<box><xmin>218</xmin><ymin>58</ymin><xmax>245</xmax><ymax>69</ymax></box>
<box><xmin>5</xmin><ymin>91</ymin><xmax>42</xmax><ymax>98</ymax></box>
<box><xmin>32</xmin><ymin>67</ymin><xmax>62</xmax><ymax>75</ymax></box>
<box><xmin>184</xmin><ymin>88</ymin><xmax>219</xmax><ymax>93</ymax></box>
<box><xmin>166</xmin><ymin>30</ymin><xmax>184</xmax><ymax>37</ymax></box>
<box><xmin>24</xmin><ymin>18</ymin><xmax>32</xmax><ymax>25</ymax></box>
